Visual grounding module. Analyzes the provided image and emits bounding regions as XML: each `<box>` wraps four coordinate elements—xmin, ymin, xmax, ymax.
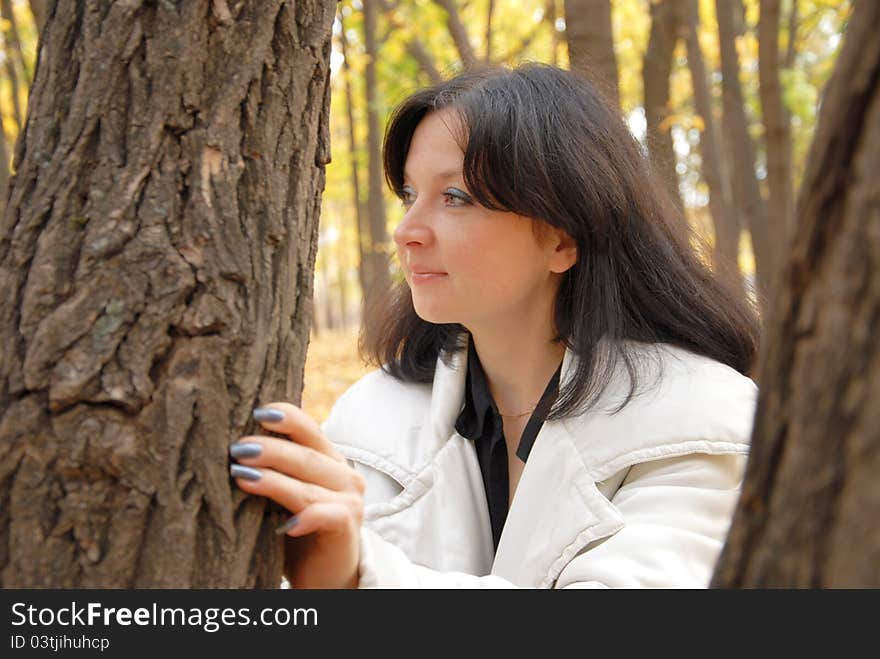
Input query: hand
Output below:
<box><xmin>229</xmin><ymin>403</ymin><xmax>366</xmax><ymax>588</ymax></box>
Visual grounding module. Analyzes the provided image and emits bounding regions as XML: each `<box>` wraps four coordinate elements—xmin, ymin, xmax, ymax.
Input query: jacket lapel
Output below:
<box><xmin>491</xmin><ymin>418</ymin><xmax>624</xmax><ymax>587</ymax></box>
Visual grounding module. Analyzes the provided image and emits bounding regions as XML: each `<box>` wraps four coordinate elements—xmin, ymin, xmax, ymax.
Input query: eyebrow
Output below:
<box><xmin>402</xmin><ymin>169</ymin><xmax>463</xmax><ymax>182</ymax></box>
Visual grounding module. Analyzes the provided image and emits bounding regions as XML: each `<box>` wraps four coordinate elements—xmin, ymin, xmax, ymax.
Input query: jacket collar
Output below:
<box><xmin>412</xmin><ymin>333</ymin><xmax>621</xmax><ymax>586</ymax></box>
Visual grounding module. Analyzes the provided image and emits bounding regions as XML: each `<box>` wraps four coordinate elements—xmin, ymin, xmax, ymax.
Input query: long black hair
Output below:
<box><xmin>359</xmin><ymin>62</ymin><xmax>759</xmax><ymax>419</ymax></box>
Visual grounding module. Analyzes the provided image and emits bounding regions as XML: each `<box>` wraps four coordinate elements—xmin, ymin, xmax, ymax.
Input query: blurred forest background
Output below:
<box><xmin>0</xmin><ymin>0</ymin><xmax>851</xmax><ymax>422</ymax></box>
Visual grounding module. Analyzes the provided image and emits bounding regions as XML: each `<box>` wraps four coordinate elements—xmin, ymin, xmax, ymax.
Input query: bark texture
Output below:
<box><xmin>564</xmin><ymin>0</ymin><xmax>620</xmax><ymax>107</ymax></box>
<box><xmin>0</xmin><ymin>0</ymin><xmax>335</xmax><ymax>588</ymax></box>
<box><xmin>713</xmin><ymin>0</ymin><xmax>880</xmax><ymax>587</ymax></box>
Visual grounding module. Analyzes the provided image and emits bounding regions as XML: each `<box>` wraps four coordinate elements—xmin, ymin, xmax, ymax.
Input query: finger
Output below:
<box><xmin>230</xmin><ymin>464</ymin><xmax>349</xmax><ymax>515</ymax></box>
<box><xmin>231</xmin><ymin>436</ymin><xmax>365</xmax><ymax>494</ymax></box>
<box><xmin>277</xmin><ymin>502</ymin><xmax>359</xmax><ymax>539</ymax></box>
<box><xmin>253</xmin><ymin>403</ymin><xmax>345</xmax><ymax>462</ymax></box>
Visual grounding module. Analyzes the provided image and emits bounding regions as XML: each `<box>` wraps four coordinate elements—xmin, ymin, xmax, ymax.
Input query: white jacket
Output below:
<box><xmin>322</xmin><ymin>337</ymin><xmax>757</xmax><ymax>588</ymax></box>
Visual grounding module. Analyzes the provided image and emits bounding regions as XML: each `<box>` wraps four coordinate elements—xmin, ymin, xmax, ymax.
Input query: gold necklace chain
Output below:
<box><xmin>497</xmin><ymin>404</ymin><xmax>539</xmax><ymax>418</ymax></box>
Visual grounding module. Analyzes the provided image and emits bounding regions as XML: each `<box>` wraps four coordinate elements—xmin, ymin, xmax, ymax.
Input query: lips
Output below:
<box><xmin>409</xmin><ymin>267</ymin><xmax>448</xmax><ymax>285</ymax></box>
<box><xmin>410</xmin><ymin>265</ymin><xmax>447</xmax><ymax>275</ymax></box>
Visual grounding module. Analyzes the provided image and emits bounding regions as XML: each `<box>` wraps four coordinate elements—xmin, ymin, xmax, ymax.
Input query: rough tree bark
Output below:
<box><xmin>713</xmin><ymin>0</ymin><xmax>880</xmax><ymax>587</ymax></box>
<box><xmin>0</xmin><ymin>0</ymin><xmax>335</xmax><ymax>588</ymax></box>
<box><xmin>716</xmin><ymin>0</ymin><xmax>775</xmax><ymax>302</ymax></box>
<box><xmin>759</xmin><ymin>0</ymin><xmax>794</xmax><ymax>237</ymax></box>
<box><xmin>683</xmin><ymin>0</ymin><xmax>742</xmax><ymax>294</ymax></box>
<box><xmin>564</xmin><ymin>0</ymin><xmax>620</xmax><ymax>108</ymax></box>
<box><xmin>643</xmin><ymin>0</ymin><xmax>685</xmax><ymax>215</ymax></box>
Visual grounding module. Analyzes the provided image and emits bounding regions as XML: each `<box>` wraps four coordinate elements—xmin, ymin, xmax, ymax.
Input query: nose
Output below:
<box><xmin>392</xmin><ymin>204</ymin><xmax>434</xmax><ymax>251</ymax></box>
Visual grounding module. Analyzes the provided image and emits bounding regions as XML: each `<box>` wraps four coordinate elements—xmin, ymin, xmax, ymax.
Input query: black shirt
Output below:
<box><xmin>454</xmin><ymin>338</ymin><xmax>564</xmax><ymax>552</ymax></box>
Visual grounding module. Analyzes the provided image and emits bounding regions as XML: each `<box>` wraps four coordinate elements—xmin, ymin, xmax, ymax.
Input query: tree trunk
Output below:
<box><xmin>759</xmin><ymin>0</ymin><xmax>794</xmax><ymax>238</ymax></box>
<box><xmin>713</xmin><ymin>0</ymin><xmax>880</xmax><ymax>587</ymax></box>
<box><xmin>1</xmin><ymin>0</ymin><xmax>32</xmax><ymax>86</ymax></box>
<box><xmin>338</xmin><ymin>12</ymin><xmax>370</xmax><ymax>324</ymax></box>
<box><xmin>0</xmin><ymin>0</ymin><xmax>335</xmax><ymax>588</ymax></box>
<box><xmin>378</xmin><ymin>0</ymin><xmax>444</xmax><ymax>86</ymax></box>
<box><xmin>363</xmin><ymin>0</ymin><xmax>391</xmax><ymax>314</ymax></box>
<box><xmin>564</xmin><ymin>0</ymin><xmax>620</xmax><ymax>107</ymax></box>
<box><xmin>28</xmin><ymin>0</ymin><xmax>47</xmax><ymax>34</ymax></box>
<box><xmin>485</xmin><ymin>0</ymin><xmax>494</xmax><ymax>62</ymax></box>
<box><xmin>433</xmin><ymin>0</ymin><xmax>477</xmax><ymax>68</ymax></box>
<box><xmin>0</xmin><ymin>113</ymin><xmax>8</xmax><ymax>208</ymax></box>
<box><xmin>716</xmin><ymin>0</ymin><xmax>775</xmax><ymax>302</ymax></box>
<box><xmin>547</xmin><ymin>0</ymin><xmax>560</xmax><ymax>67</ymax></box>
<box><xmin>683</xmin><ymin>0</ymin><xmax>742</xmax><ymax>294</ymax></box>
<box><xmin>1</xmin><ymin>31</ymin><xmax>24</xmax><ymax>132</ymax></box>
<box><xmin>643</xmin><ymin>0</ymin><xmax>685</xmax><ymax>215</ymax></box>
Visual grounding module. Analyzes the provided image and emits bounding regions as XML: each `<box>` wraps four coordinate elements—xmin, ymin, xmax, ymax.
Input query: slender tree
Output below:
<box><xmin>363</xmin><ymin>0</ymin><xmax>392</xmax><ymax>314</ymax></box>
<box><xmin>716</xmin><ymin>0</ymin><xmax>775</xmax><ymax>301</ymax></box>
<box><xmin>760</xmin><ymin>0</ymin><xmax>794</xmax><ymax>237</ymax></box>
<box><xmin>683</xmin><ymin>0</ymin><xmax>742</xmax><ymax>293</ymax></box>
<box><xmin>0</xmin><ymin>0</ymin><xmax>335</xmax><ymax>588</ymax></box>
<box><xmin>338</xmin><ymin>10</ymin><xmax>370</xmax><ymax>320</ymax></box>
<box><xmin>564</xmin><ymin>0</ymin><xmax>620</xmax><ymax>107</ymax></box>
<box><xmin>643</xmin><ymin>0</ymin><xmax>686</xmax><ymax>214</ymax></box>
<box><xmin>432</xmin><ymin>0</ymin><xmax>477</xmax><ymax>68</ymax></box>
<box><xmin>1</xmin><ymin>0</ymin><xmax>32</xmax><ymax>86</ymax></box>
<box><xmin>713</xmin><ymin>0</ymin><xmax>880</xmax><ymax>587</ymax></box>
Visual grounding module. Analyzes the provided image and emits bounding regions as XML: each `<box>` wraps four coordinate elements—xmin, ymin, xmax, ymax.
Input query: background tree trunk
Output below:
<box><xmin>363</xmin><ymin>0</ymin><xmax>392</xmax><ymax>314</ymax></box>
<box><xmin>338</xmin><ymin>12</ymin><xmax>370</xmax><ymax>323</ymax></box>
<box><xmin>433</xmin><ymin>0</ymin><xmax>477</xmax><ymax>68</ymax></box>
<box><xmin>564</xmin><ymin>0</ymin><xmax>620</xmax><ymax>107</ymax></box>
<box><xmin>0</xmin><ymin>0</ymin><xmax>335</xmax><ymax>588</ymax></box>
<box><xmin>28</xmin><ymin>0</ymin><xmax>46</xmax><ymax>34</ymax></box>
<box><xmin>683</xmin><ymin>0</ymin><xmax>742</xmax><ymax>294</ymax></box>
<box><xmin>713</xmin><ymin>0</ymin><xmax>880</xmax><ymax>587</ymax></box>
<box><xmin>643</xmin><ymin>0</ymin><xmax>685</xmax><ymax>215</ymax></box>
<box><xmin>759</xmin><ymin>0</ymin><xmax>794</xmax><ymax>237</ymax></box>
<box><xmin>1</xmin><ymin>0</ymin><xmax>32</xmax><ymax>86</ymax></box>
<box><xmin>716</xmin><ymin>0</ymin><xmax>775</xmax><ymax>302</ymax></box>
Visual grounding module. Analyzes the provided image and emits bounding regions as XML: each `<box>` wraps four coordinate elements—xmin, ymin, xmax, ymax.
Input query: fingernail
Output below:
<box><xmin>230</xmin><ymin>464</ymin><xmax>262</xmax><ymax>481</ymax></box>
<box><xmin>253</xmin><ymin>408</ymin><xmax>284</xmax><ymax>423</ymax></box>
<box><xmin>275</xmin><ymin>515</ymin><xmax>299</xmax><ymax>535</ymax></box>
<box><xmin>229</xmin><ymin>442</ymin><xmax>263</xmax><ymax>459</ymax></box>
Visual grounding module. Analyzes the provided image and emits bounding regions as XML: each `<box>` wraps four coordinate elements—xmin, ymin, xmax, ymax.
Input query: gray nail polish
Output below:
<box><xmin>275</xmin><ymin>515</ymin><xmax>299</xmax><ymax>535</ymax></box>
<box><xmin>230</xmin><ymin>464</ymin><xmax>262</xmax><ymax>481</ymax></box>
<box><xmin>253</xmin><ymin>408</ymin><xmax>284</xmax><ymax>423</ymax></box>
<box><xmin>229</xmin><ymin>442</ymin><xmax>263</xmax><ymax>459</ymax></box>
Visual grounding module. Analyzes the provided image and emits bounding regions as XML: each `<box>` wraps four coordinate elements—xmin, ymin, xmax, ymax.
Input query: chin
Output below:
<box><xmin>412</xmin><ymin>301</ymin><xmax>455</xmax><ymax>325</ymax></box>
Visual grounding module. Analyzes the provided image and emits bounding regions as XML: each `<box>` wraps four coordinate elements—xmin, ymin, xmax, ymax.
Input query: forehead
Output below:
<box><xmin>404</xmin><ymin>111</ymin><xmax>465</xmax><ymax>181</ymax></box>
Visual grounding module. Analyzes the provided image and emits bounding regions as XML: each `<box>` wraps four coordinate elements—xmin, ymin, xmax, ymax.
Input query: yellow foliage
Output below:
<box><xmin>301</xmin><ymin>326</ymin><xmax>374</xmax><ymax>425</ymax></box>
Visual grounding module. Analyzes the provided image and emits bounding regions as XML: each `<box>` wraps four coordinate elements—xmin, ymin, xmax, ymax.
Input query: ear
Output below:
<box><xmin>548</xmin><ymin>228</ymin><xmax>578</xmax><ymax>274</ymax></box>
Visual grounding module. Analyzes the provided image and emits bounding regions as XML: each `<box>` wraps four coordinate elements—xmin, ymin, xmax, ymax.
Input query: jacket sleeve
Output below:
<box><xmin>355</xmin><ymin>452</ymin><xmax>746</xmax><ymax>588</ymax></box>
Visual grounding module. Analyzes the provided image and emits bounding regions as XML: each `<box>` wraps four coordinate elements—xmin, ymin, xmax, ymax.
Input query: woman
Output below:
<box><xmin>229</xmin><ymin>63</ymin><xmax>760</xmax><ymax>588</ymax></box>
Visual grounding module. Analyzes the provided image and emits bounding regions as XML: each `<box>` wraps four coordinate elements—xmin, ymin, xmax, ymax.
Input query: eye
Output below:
<box><xmin>399</xmin><ymin>186</ymin><xmax>416</xmax><ymax>208</ymax></box>
<box><xmin>443</xmin><ymin>188</ymin><xmax>473</xmax><ymax>207</ymax></box>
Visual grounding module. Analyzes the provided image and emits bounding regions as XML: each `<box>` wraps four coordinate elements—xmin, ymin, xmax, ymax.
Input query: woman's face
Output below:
<box><xmin>392</xmin><ymin>110</ymin><xmax>576</xmax><ymax>330</ymax></box>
